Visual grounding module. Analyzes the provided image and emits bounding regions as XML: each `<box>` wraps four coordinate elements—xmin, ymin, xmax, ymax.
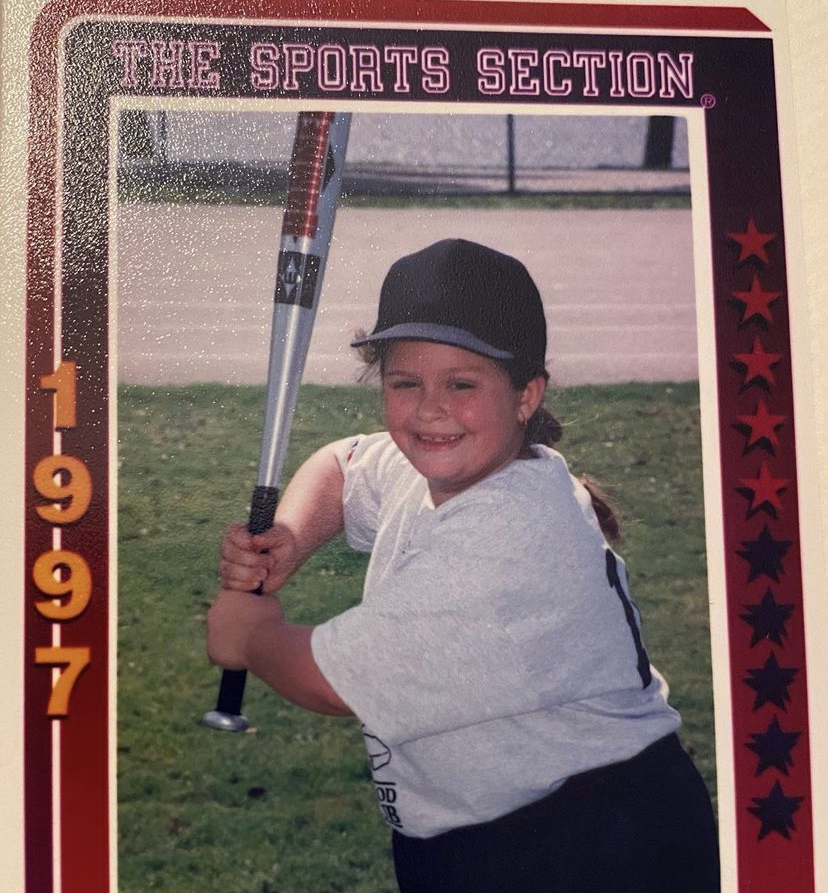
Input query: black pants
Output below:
<box><xmin>392</xmin><ymin>734</ymin><xmax>719</xmax><ymax>893</ymax></box>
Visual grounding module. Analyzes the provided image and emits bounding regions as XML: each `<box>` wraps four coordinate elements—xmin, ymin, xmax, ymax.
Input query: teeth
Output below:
<box><xmin>418</xmin><ymin>433</ymin><xmax>461</xmax><ymax>443</ymax></box>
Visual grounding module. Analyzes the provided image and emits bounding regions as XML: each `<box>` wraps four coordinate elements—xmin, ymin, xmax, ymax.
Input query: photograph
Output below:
<box><xmin>115</xmin><ymin>106</ymin><xmax>712</xmax><ymax>893</ymax></box>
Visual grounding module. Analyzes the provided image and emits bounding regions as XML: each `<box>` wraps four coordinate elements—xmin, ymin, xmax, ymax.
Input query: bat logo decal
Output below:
<box><xmin>276</xmin><ymin>251</ymin><xmax>321</xmax><ymax>308</ymax></box>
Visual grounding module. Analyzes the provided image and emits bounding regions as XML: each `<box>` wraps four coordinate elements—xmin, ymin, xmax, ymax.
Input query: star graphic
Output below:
<box><xmin>738</xmin><ymin>462</ymin><xmax>790</xmax><ymax>514</ymax></box>
<box><xmin>732</xmin><ymin>336</ymin><xmax>783</xmax><ymax>388</ymax></box>
<box><xmin>747</xmin><ymin>780</ymin><xmax>804</xmax><ymax>840</ymax></box>
<box><xmin>736</xmin><ymin>398</ymin><xmax>787</xmax><ymax>451</ymax></box>
<box><xmin>747</xmin><ymin>716</ymin><xmax>801</xmax><ymax>775</ymax></box>
<box><xmin>737</xmin><ymin>524</ymin><xmax>792</xmax><ymax>582</ymax></box>
<box><xmin>731</xmin><ymin>276</ymin><xmax>782</xmax><ymax>325</ymax></box>
<box><xmin>728</xmin><ymin>218</ymin><xmax>776</xmax><ymax>264</ymax></box>
<box><xmin>740</xmin><ymin>588</ymin><xmax>795</xmax><ymax>646</ymax></box>
<box><xmin>744</xmin><ymin>652</ymin><xmax>798</xmax><ymax>711</ymax></box>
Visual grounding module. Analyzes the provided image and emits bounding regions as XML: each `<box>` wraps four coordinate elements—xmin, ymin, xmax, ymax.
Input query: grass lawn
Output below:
<box><xmin>117</xmin><ymin>380</ymin><xmax>713</xmax><ymax>893</ymax></box>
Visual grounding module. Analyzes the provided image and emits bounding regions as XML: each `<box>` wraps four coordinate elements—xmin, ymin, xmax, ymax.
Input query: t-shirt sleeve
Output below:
<box><xmin>330</xmin><ymin>432</ymin><xmax>396</xmax><ymax>553</ymax></box>
<box><xmin>312</xmin><ymin>478</ymin><xmax>649</xmax><ymax>747</ymax></box>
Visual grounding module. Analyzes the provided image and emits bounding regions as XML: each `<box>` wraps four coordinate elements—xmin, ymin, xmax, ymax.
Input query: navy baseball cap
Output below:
<box><xmin>351</xmin><ymin>239</ymin><xmax>547</xmax><ymax>371</ymax></box>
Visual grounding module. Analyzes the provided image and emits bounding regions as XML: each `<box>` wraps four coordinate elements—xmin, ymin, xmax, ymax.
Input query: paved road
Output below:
<box><xmin>116</xmin><ymin>204</ymin><xmax>697</xmax><ymax>388</ymax></box>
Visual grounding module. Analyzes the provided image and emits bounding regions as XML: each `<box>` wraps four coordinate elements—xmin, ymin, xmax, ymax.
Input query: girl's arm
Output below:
<box><xmin>206</xmin><ymin>587</ymin><xmax>352</xmax><ymax>716</ymax></box>
<box><xmin>219</xmin><ymin>441</ymin><xmax>346</xmax><ymax>594</ymax></box>
<box><xmin>209</xmin><ymin>441</ymin><xmax>352</xmax><ymax>716</ymax></box>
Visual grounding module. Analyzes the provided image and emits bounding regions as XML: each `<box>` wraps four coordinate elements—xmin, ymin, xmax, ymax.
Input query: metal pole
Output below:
<box><xmin>643</xmin><ymin>116</ymin><xmax>675</xmax><ymax>170</ymax></box>
<box><xmin>506</xmin><ymin>114</ymin><xmax>516</xmax><ymax>194</ymax></box>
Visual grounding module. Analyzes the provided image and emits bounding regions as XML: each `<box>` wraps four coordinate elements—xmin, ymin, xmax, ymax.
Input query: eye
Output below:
<box><xmin>449</xmin><ymin>380</ymin><xmax>476</xmax><ymax>391</ymax></box>
<box><xmin>387</xmin><ymin>378</ymin><xmax>418</xmax><ymax>391</ymax></box>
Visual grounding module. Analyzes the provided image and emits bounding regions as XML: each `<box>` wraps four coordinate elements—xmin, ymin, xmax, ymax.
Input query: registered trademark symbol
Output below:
<box><xmin>700</xmin><ymin>93</ymin><xmax>716</xmax><ymax>109</ymax></box>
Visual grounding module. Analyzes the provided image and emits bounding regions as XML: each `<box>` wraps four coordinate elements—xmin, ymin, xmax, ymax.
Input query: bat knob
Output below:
<box><xmin>202</xmin><ymin>709</ymin><xmax>251</xmax><ymax>733</ymax></box>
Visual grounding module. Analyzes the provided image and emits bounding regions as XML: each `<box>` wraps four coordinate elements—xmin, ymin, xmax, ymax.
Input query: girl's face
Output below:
<box><xmin>382</xmin><ymin>341</ymin><xmax>545</xmax><ymax>506</ymax></box>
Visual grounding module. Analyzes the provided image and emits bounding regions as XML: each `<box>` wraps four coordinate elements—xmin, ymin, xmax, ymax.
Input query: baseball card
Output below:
<box><xmin>1</xmin><ymin>1</ymin><xmax>826</xmax><ymax>891</ymax></box>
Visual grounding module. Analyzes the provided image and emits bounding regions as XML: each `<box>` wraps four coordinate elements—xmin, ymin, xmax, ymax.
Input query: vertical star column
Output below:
<box><xmin>720</xmin><ymin>213</ymin><xmax>813</xmax><ymax>880</ymax></box>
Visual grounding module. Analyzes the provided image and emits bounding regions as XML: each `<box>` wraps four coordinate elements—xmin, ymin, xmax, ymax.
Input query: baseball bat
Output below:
<box><xmin>203</xmin><ymin>110</ymin><xmax>351</xmax><ymax>732</ymax></box>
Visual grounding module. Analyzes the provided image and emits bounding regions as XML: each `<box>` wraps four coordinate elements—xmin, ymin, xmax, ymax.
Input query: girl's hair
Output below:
<box><xmin>355</xmin><ymin>336</ymin><xmax>621</xmax><ymax>542</ymax></box>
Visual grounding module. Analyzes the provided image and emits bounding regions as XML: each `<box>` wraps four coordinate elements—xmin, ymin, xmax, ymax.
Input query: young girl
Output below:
<box><xmin>207</xmin><ymin>239</ymin><xmax>720</xmax><ymax>892</ymax></box>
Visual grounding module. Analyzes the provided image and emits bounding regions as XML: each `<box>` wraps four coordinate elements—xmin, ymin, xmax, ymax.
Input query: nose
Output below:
<box><xmin>415</xmin><ymin>385</ymin><xmax>447</xmax><ymax>421</ymax></box>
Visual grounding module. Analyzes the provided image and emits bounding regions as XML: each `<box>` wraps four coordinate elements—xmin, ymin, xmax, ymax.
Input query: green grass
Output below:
<box><xmin>117</xmin><ymin>380</ymin><xmax>713</xmax><ymax>892</ymax></box>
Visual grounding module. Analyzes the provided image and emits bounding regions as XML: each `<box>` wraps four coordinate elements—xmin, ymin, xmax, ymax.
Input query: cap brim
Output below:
<box><xmin>350</xmin><ymin>323</ymin><xmax>513</xmax><ymax>360</ymax></box>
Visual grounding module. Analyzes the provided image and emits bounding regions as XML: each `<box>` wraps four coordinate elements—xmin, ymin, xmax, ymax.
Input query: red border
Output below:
<box><xmin>25</xmin><ymin>8</ymin><xmax>60</xmax><ymax>893</ymax></box>
<box><xmin>33</xmin><ymin>0</ymin><xmax>768</xmax><ymax>31</ymax></box>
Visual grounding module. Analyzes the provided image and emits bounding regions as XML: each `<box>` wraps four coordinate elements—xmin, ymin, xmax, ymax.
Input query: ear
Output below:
<box><xmin>517</xmin><ymin>375</ymin><xmax>547</xmax><ymax>422</ymax></box>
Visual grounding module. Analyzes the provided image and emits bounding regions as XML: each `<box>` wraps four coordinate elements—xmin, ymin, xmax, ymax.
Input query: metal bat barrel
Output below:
<box><xmin>203</xmin><ymin>111</ymin><xmax>351</xmax><ymax>733</ymax></box>
<box><xmin>260</xmin><ymin>111</ymin><xmax>351</xmax><ymax>492</ymax></box>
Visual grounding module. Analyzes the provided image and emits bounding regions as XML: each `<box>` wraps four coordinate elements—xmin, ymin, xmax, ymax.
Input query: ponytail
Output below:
<box><xmin>525</xmin><ymin>405</ymin><xmax>562</xmax><ymax>447</ymax></box>
<box><xmin>578</xmin><ymin>475</ymin><xmax>621</xmax><ymax>543</ymax></box>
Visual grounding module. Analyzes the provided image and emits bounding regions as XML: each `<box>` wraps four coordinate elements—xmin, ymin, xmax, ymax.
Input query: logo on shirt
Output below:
<box><xmin>345</xmin><ymin>438</ymin><xmax>360</xmax><ymax>464</ymax></box>
<box><xmin>364</xmin><ymin>732</ymin><xmax>391</xmax><ymax>770</ymax></box>
<box><xmin>363</xmin><ymin>731</ymin><xmax>403</xmax><ymax>828</ymax></box>
<box><xmin>374</xmin><ymin>779</ymin><xmax>403</xmax><ymax>828</ymax></box>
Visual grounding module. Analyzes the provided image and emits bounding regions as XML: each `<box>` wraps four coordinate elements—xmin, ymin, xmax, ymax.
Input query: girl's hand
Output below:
<box><xmin>219</xmin><ymin>521</ymin><xmax>301</xmax><ymax>593</ymax></box>
<box><xmin>205</xmin><ymin>588</ymin><xmax>353</xmax><ymax>717</ymax></box>
<box><xmin>206</xmin><ymin>587</ymin><xmax>283</xmax><ymax>671</ymax></box>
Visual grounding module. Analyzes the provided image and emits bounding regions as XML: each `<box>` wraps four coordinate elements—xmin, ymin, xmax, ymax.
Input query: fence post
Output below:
<box><xmin>643</xmin><ymin>116</ymin><xmax>675</xmax><ymax>169</ymax></box>
<box><xmin>506</xmin><ymin>114</ymin><xmax>516</xmax><ymax>194</ymax></box>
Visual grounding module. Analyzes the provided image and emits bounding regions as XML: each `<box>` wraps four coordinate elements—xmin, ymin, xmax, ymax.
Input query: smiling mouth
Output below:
<box><xmin>414</xmin><ymin>432</ymin><xmax>464</xmax><ymax>445</ymax></box>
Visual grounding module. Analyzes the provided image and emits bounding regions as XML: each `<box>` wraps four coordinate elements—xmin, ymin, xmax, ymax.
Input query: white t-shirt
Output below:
<box><xmin>311</xmin><ymin>432</ymin><xmax>680</xmax><ymax>838</ymax></box>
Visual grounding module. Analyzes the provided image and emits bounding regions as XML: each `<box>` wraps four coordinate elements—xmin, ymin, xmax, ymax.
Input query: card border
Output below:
<box><xmin>15</xmin><ymin>2</ymin><xmax>820</xmax><ymax>891</ymax></box>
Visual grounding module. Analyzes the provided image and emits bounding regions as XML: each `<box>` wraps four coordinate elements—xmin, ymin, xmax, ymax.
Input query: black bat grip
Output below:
<box><xmin>248</xmin><ymin>484</ymin><xmax>280</xmax><ymax>537</ymax></box>
<box><xmin>209</xmin><ymin>485</ymin><xmax>280</xmax><ymax>724</ymax></box>
<box><xmin>213</xmin><ymin>668</ymin><xmax>248</xmax><ymax>718</ymax></box>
